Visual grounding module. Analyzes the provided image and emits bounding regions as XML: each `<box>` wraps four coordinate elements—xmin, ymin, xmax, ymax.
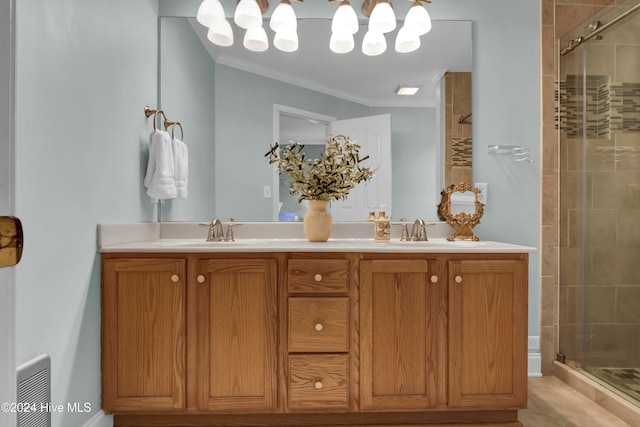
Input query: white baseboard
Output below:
<box><xmin>528</xmin><ymin>335</ymin><xmax>542</xmax><ymax>377</ymax></box>
<box><xmin>528</xmin><ymin>352</ymin><xmax>542</xmax><ymax>377</ymax></box>
<box><xmin>83</xmin><ymin>410</ymin><xmax>113</xmax><ymax>427</ymax></box>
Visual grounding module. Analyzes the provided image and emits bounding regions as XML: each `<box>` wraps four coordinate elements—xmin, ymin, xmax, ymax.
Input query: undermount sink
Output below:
<box><xmin>151</xmin><ymin>239</ymin><xmax>265</xmax><ymax>248</ymax></box>
<box><xmin>387</xmin><ymin>240</ymin><xmax>485</xmax><ymax>248</ymax></box>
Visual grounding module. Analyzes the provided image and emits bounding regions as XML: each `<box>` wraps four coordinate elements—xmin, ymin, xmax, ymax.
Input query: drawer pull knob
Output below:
<box><xmin>430</xmin><ymin>275</ymin><xmax>438</xmax><ymax>283</ymax></box>
<box><xmin>315</xmin><ymin>323</ymin><xmax>324</xmax><ymax>332</ymax></box>
<box><xmin>171</xmin><ymin>274</ymin><xmax>180</xmax><ymax>283</ymax></box>
<box><xmin>314</xmin><ymin>274</ymin><xmax>322</xmax><ymax>282</ymax></box>
<box><xmin>314</xmin><ymin>381</ymin><xmax>323</xmax><ymax>390</ymax></box>
<box><xmin>455</xmin><ymin>275</ymin><xmax>463</xmax><ymax>283</ymax></box>
<box><xmin>197</xmin><ymin>275</ymin><xmax>206</xmax><ymax>283</ymax></box>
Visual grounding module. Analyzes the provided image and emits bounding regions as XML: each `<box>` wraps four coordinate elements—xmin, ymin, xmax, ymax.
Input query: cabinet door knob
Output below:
<box><xmin>314</xmin><ymin>381</ymin><xmax>323</xmax><ymax>390</ymax></box>
<box><xmin>171</xmin><ymin>274</ymin><xmax>180</xmax><ymax>283</ymax></box>
<box><xmin>430</xmin><ymin>275</ymin><xmax>438</xmax><ymax>284</ymax></box>
<box><xmin>455</xmin><ymin>275</ymin><xmax>463</xmax><ymax>283</ymax></box>
<box><xmin>197</xmin><ymin>275</ymin><xmax>206</xmax><ymax>283</ymax></box>
<box><xmin>314</xmin><ymin>273</ymin><xmax>322</xmax><ymax>282</ymax></box>
<box><xmin>315</xmin><ymin>323</ymin><xmax>324</xmax><ymax>332</ymax></box>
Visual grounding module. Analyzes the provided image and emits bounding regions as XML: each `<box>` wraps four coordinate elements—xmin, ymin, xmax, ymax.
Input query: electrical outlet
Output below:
<box><xmin>474</xmin><ymin>182</ymin><xmax>488</xmax><ymax>204</ymax></box>
<box><xmin>528</xmin><ymin>336</ymin><xmax>540</xmax><ymax>352</ymax></box>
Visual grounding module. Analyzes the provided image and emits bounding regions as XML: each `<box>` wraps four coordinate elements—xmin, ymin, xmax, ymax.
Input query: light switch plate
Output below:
<box><xmin>474</xmin><ymin>183</ymin><xmax>488</xmax><ymax>204</ymax></box>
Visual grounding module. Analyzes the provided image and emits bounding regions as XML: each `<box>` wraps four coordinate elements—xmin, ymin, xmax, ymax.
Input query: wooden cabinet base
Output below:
<box><xmin>112</xmin><ymin>410</ymin><xmax>522</xmax><ymax>427</ymax></box>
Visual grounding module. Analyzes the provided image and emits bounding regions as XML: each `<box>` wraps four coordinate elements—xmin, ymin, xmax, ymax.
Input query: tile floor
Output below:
<box><xmin>520</xmin><ymin>376</ymin><xmax>638</xmax><ymax>426</ymax></box>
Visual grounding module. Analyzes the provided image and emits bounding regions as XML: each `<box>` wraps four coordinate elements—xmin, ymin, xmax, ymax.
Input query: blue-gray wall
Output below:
<box><xmin>10</xmin><ymin>1</ymin><xmax>540</xmax><ymax>427</ymax></box>
<box><xmin>15</xmin><ymin>1</ymin><xmax>158</xmax><ymax>426</ymax></box>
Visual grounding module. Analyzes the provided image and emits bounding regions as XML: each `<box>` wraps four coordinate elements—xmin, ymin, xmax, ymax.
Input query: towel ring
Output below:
<box><xmin>143</xmin><ymin>106</ymin><xmax>168</xmax><ymax>131</ymax></box>
<box><xmin>164</xmin><ymin>119</ymin><xmax>184</xmax><ymax>141</ymax></box>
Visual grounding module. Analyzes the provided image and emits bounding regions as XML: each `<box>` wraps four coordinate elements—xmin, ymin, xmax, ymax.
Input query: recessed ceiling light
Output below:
<box><xmin>395</xmin><ymin>85</ymin><xmax>421</xmax><ymax>96</ymax></box>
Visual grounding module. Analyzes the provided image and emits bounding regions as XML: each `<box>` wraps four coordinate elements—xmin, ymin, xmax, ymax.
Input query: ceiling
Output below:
<box><xmin>189</xmin><ymin>17</ymin><xmax>472</xmax><ymax>108</ymax></box>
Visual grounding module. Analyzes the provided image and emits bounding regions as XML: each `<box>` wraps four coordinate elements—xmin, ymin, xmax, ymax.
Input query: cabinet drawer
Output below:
<box><xmin>289</xmin><ymin>297</ymin><xmax>349</xmax><ymax>352</ymax></box>
<box><xmin>289</xmin><ymin>354</ymin><xmax>349</xmax><ymax>410</ymax></box>
<box><xmin>288</xmin><ymin>259</ymin><xmax>349</xmax><ymax>293</ymax></box>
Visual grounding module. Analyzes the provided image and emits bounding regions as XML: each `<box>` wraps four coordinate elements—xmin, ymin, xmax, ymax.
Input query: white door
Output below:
<box><xmin>330</xmin><ymin>114</ymin><xmax>392</xmax><ymax>221</ymax></box>
<box><xmin>0</xmin><ymin>1</ymin><xmax>16</xmax><ymax>426</ymax></box>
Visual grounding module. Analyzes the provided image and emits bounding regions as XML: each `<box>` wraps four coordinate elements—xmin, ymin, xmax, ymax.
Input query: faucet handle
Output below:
<box><xmin>225</xmin><ymin>218</ymin><xmax>242</xmax><ymax>242</ymax></box>
<box><xmin>199</xmin><ymin>218</ymin><xmax>221</xmax><ymax>241</ymax></box>
<box><xmin>422</xmin><ymin>222</ymin><xmax>436</xmax><ymax>241</ymax></box>
<box><xmin>393</xmin><ymin>218</ymin><xmax>410</xmax><ymax>241</ymax></box>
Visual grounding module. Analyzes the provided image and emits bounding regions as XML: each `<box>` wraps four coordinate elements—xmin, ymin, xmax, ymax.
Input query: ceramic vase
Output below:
<box><xmin>303</xmin><ymin>200</ymin><xmax>332</xmax><ymax>242</ymax></box>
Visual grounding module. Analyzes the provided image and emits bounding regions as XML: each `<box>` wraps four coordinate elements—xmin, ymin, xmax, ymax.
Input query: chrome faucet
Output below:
<box><xmin>224</xmin><ymin>218</ymin><xmax>242</xmax><ymax>242</ymax></box>
<box><xmin>410</xmin><ymin>218</ymin><xmax>435</xmax><ymax>241</ymax></box>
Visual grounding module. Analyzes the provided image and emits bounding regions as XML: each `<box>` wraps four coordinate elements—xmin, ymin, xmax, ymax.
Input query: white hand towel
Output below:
<box><xmin>144</xmin><ymin>129</ymin><xmax>177</xmax><ymax>201</ymax></box>
<box><xmin>172</xmin><ymin>136</ymin><xmax>189</xmax><ymax>199</ymax></box>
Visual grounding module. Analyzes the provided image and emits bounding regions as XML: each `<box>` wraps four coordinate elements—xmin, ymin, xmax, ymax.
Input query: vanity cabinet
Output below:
<box><xmin>193</xmin><ymin>258</ymin><xmax>278</xmax><ymax>412</ymax></box>
<box><xmin>101</xmin><ymin>258</ymin><xmax>186</xmax><ymax>412</ymax></box>
<box><xmin>448</xmin><ymin>259</ymin><xmax>528</xmax><ymax>408</ymax></box>
<box><xmin>286</xmin><ymin>256</ymin><xmax>353</xmax><ymax>412</ymax></box>
<box><xmin>101</xmin><ymin>251</ymin><xmax>528</xmax><ymax>427</ymax></box>
<box><xmin>359</xmin><ymin>259</ymin><xmax>440</xmax><ymax>410</ymax></box>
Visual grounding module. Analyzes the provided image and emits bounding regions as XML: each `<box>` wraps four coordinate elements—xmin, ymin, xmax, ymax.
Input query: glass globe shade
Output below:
<box><xmin>331</xmin><ymin>2</ymin><xmax>359</xmax><ymax>35</ymax></box>
<box><xmin>234</xmin><ymin>0</ymin><xmax>262</xmax><ymax>30</ymax></box>
<box><xmin>197</xmin><ymin>0</ymin><xmax>225</xmax><ymax>28</ymax></box>
<box><xmin>368</xmin><ymin>2</ymin><xmax>396</xmax><ymax>34</ymax></box>
<box><xmin>270</xmin><ymin>1</ymin><xmax>297</xmax><ymax>33</ymax></box>
<box><xmin>395</xmin><ymin>26</ymin><xmax>420</xmax><ymax>53</ymax></box>
<box><xmin>330</xmin><ymin>30</ymin><xmax>355</xmax><ymax>54</ymax></box>
<box><xmin>207</xmin><ymin>20</ymin><xmax>234</xmax><ymax>47</ymax></box>
<box><xmin>404</xmin><ymin>3</ymin><xmax>432</xmax><ymax>36</ymax></box>
<box><xmin>244</xmin><ymin>26</ymin><xmax>269</xmax><ymax>52</ymax></box>
<box><xmin>362</xmin><ymin>30</ymin><xmax>386</xmax><ymax>56</ymax></box>
<box><xmin>274</xmin><ymin>29</ymin><xmax>299</xmax><ymax>52</ymax></box>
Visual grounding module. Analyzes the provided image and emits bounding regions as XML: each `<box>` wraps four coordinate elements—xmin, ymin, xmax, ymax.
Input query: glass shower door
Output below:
<box><xmin>559</xmin><ymin>0</ymin><xmax>640</xmax><ymax>403</ymax></box>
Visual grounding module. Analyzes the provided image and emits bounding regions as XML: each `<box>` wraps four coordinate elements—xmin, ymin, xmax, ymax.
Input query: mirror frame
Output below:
<box><xmin>437</xmin><ymin>182</ymin><xmax>484</xmax><ymax>241</ymax></box>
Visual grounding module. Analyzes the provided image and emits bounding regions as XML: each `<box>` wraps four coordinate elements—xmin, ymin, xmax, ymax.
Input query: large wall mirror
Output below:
<box><xmin>157</xmin><ymin>0</ymin><xmax>472</xmax><ymax>222</ymax></box>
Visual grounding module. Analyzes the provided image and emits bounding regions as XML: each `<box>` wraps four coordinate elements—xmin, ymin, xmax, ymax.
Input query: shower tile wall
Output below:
<box><xmin>443</xmin><ymin>72</ymin><xmax>472</xmax><ymax>187</ymax></box>
<box><xmin>555</xmin><ymin>1</ymin><xmax>640</xmax><ymax>371</ymax></box>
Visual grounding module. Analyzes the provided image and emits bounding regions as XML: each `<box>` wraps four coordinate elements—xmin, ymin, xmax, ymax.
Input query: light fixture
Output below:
<box><xmin>207</xmin><ymin>19</ymin><xmax>234</xmax><ymax>46</ymax></box>
<box><xmin>270</xmin><ymin>0</ymin><xmax>298</xmax><ymax>32</ymax></box>
<box><xmin>395</xmin><ymin>85</ymin><xmax>421</xmax><ymax>95</ymax></box>
<box><xmin>368</xmin><ymin>0</ymin><xmax>396</xmax><ymax>34</ymax></box>
<box><xmin>331</xmin><ymin>0</ymin><xmax>359</xmax><ymax>35</ymax></box>
<box><xmin>274</xmin><ymin>28</ymin><xmax>299</xmax><ymax>52</ymax></box>
<box><xmin>195</xmin><ymin>0</ymin><xmax>434</xmax><ymax>55</ymax></box>
<box><xmin>404</xmin><ymin>0</ymin><xmax>432</xmax><ymax>36</ymax></box>
<box><xmin>196</xmin><ymin>0</ymin><xmax>225</xmax><ymax>27</ymax></box>
<box><xmin>244</xmin><ymin>26</ymin><xmax>269</xmax><ymax>51</ymax></box>
<box><xmin>234</xmin><ymin>0</ymin><xmax>263</xmax><ymax>29</ymax></box>
<box><xmin>394</xmin><ymin>26</ymin><xmax>420</xmax><ymax>53</ymax></box>
<box><xmin>362</xmin><ymin>30</ymin><xmax>386</xmax><ymax>56</ymax></box>
<box><xmin>330</xmin><ymin>30</ymin><xmax>355</xmax><ymax>54</ymax></box>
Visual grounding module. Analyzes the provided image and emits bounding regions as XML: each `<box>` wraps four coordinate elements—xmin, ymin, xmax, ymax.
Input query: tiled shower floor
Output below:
<box><xmin>588</xmin><ymin>368</ymin><xmax>640</xmax><ymax>402</ymax></box>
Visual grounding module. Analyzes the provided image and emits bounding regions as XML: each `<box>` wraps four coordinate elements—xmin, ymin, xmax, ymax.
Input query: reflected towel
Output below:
<box><xmin>144</xmin><ymin>129</ymin><xmax>176</xmax><ymax>202</ymax></box>
<box><xmin>172</xmin><ymin>136</ymin><xmax>188</xmax><ymax>199</ymax></box>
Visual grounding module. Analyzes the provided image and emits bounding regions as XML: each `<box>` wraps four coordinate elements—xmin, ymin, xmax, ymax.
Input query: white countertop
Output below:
<box><xmin>98</xmin><ymin>222</ymin><xmax>536</xmax><ymax>254</ymax></box>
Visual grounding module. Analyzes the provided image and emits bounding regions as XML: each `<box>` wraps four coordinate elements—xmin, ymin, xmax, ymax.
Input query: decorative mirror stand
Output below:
<box><xmin>438</xmin><ymin>182</ymin><xmax>484</xmax><ymax>241</ymax></box>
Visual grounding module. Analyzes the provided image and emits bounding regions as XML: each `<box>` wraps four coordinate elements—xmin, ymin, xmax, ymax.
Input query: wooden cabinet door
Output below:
<box><xmin>195</xmin><ymin>258</ymin><xmax>278</xmax><ymax>412</ymax></box>
<box><xmin>102</xmin><ymin>258</ymin><xmax>186</xmax><ymax>412</ymax></box>
<box><xmin>448</xmin><ymin>259</ymin><xmax>528</xmax><ymax>409</ymax></box>
<box><xmin>360</xmin><ymin>259</ymin><xmax>437</xmax><ymax>410</ymax></box>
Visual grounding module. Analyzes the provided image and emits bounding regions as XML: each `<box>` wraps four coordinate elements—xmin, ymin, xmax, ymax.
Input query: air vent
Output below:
<box><xmin>16</xmin><ymin>354</ymin><xmax>51</xmax><ymax>427</ymax></box>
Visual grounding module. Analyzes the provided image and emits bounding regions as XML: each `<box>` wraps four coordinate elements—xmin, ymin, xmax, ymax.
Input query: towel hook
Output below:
<box><xmin>144</xmin><ymin>106</ymin><xmax>168</xmax><ymax>131</ymax></box>
<box><xmin>164</xmin><ymin>119</ymin><xmax>184</xmax><ymax>141</ymax></box>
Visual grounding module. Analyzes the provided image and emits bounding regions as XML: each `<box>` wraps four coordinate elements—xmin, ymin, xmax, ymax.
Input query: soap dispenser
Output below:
<box><xmin>374</xmin><ymin>211</ymin><xmax>390</xmax><ymax>242</ymax></box>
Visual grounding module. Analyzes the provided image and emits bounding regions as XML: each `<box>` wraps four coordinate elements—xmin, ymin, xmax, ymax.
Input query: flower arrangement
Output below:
<box><xmin>265</xmin><ymin>134</ymin><xmax>375</xmax><ymax>202</ymax></box>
